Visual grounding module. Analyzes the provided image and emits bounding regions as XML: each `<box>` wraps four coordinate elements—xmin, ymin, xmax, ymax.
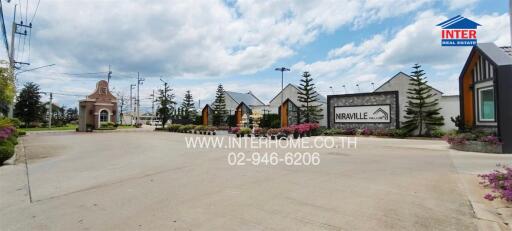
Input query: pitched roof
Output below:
<box><xmin>374</xmin><ymin>72</ymin><xmax>444</xmax><ymax>95</ymax></box>
<box><xmin>476</xmin><ymin>43</ymin><xmax>512</xmax><ymax>66</ymax></box>
<box><xmin>224</xmin><ymin>91</ymin><xmax>265</xmax><ymax>106</ymax></box>
<box><xmin>268</xmin><ymin>83</ymin><xmax>327</xmax><ymax>104</ymax></box>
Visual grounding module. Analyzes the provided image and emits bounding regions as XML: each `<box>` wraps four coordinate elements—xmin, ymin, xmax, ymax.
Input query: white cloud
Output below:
<box><xmin>292</xmin><ymin>10</ymin><xmax>510</xmax><ymax>96</ymax></box>
<box><xmin>443</xmin><ymin>0</ymin><xmax>479</xmax><ymax>10</ymax></box>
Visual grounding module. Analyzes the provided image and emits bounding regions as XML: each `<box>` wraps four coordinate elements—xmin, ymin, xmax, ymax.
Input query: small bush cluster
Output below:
<box><xmin>479</xmin><ymin>165</ymin><xmax>512</xmax><ymax>203</ymax></box>
<box><xmin>167</xmin><ymin>124</ymin><xmax>217</xmax><ymax>135</ymax></box>
<box><xmin>99</xmin><ymin>122</ymin><xmax>117</xmax><ymax>130</ymax></box>
<box><xmin>444</xmin><ymin>130</ymin><xmax>501</xmax><ymax>146</ymax></box>
<box><xmin>320</xmin><ymin>127</ymin><xmax>408</xmax><ymax>138</ymax></box>
<box><xmin>0</xmin><ymin>118</ymin><xmax>19</xmax><ymax>165</ymax></box>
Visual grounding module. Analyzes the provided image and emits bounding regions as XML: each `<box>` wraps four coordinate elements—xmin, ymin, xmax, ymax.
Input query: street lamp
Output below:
<box><xmin>274</xmin><ymin>67</ymin><xmax>289</xmax><ymax>127</ymax></box>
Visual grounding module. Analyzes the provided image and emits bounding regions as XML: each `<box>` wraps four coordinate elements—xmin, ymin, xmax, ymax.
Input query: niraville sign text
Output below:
<box><xmin>334</xmin><ymin>105</ymin><xmax>391</xmax><ymax>123</ymax></box>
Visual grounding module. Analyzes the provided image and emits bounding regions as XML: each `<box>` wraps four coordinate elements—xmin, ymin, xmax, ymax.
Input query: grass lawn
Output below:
<box><xmin>20</xmin><ymin>124</ymin><xmax>77</xmax><ymax>132</ymax></box>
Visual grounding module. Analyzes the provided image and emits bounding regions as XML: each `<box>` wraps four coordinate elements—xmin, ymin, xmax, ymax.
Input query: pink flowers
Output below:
<box><xmin>479</xmin><ymin>135</ymin><xmax>503</xmax><ymax>145</ymax></box>
<box><xmin>479</xmin><ymin>165</ymin><xmax>512</xmax><ymax>202</ymax></box>
<box><xmin>0</xmin><ymin>126</ymin><xmax>16</xmax><ymax>141</ymax></box>
<box><xmin>287</xmin><ymin>123</ymin><xmax>320</xmax><ymax>135</ymax></box>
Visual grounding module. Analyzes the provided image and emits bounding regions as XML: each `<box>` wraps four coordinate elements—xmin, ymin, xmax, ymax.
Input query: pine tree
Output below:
<box><xmin>156</xmin><ymin>82</ymin><xmax>176</xmax><ymax>128</ymax></box>
<box><xmin>402</xmin><ymin>64</ymin><xmax>444</xmax><ymax>136</ymax></box>
<box><xmin>14</xmin><ymin>82</ymin><xmax>43</xmax><ymax>127</ymax></box>
<box><xmin>212</xmin><ymin>84</ymin><xmax>227</xmax><ymax>126</ymax></box>
<box><xmin>297</xmin><ymin>71</ymin><xmax>323</xmax><ymax>123</ymax></box>
<box><xmin>180</xmin><ymin>90</ymin><xmax>196</xmax><ymax>123</ymax></box>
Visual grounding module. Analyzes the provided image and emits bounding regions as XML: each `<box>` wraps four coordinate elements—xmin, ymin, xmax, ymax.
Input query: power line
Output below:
<box><xmin>29</xmin><ymin>0</ymin><xmax>40</xmax><ymax>23</ymax></box>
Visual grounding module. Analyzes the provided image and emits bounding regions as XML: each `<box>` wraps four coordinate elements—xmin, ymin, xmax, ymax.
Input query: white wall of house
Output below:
<box><xmin>374</xmin><ymin>72</ymin><xmax>444</xmax><ymax>129</ymax></box>
<box><xmin>439</xmin><ymin>95</ymin><xmax>460</xmax><ymax>131</ymax></box>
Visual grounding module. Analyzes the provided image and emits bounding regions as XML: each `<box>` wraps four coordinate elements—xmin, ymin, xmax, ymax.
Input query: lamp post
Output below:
<box><xmin>275</xmin><ymin>67</ymin><xmax>289</xmax><ymax>127</ymax></box>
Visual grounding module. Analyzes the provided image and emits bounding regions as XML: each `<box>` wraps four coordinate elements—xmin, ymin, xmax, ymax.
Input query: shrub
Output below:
<box><xmin>168</xmin><ymin>124</ymin><xmax>183</xmax><ymax>132</ymax></box>
<box><xmin>342</xmin><ymin>128</ymin><xmax>356</xmax><ymax>135</ymax></box>
<box><xmin>478</xmin><ymin>165</ymin><xmax>512</xmax><ymax>202</ymax></box>
<box><xmin>357</xmin><ymin>128</ymin><xmax>372</xmax><ymax>136</ymax></box>
<box><xmin>267</xmin><ymin>128</ymin><xmax>279</xmax><ymax>136</ymax></box>
<box><xmin>279</xmin><ymin>127</ymin><xmax>294</xmax><ymax>135</ymax></box>
<box><xmin>430</xmin><ymin>129</ymin><xmax>445</xmax><ymax>138</ymax></box>
<box><xmin>240</xmin><ymin>127</ymin><xmax>251</xmax><ymax>135</ymax></box>
<box><xmin>230</xmin><ymin>127</ymin><xmax>240</xmax><ymax>134</ymax></box>
<box><xmin>17</xmin><ymin>130</ymin><xmax>26</xmax><ymax>136</ymax></box>
<box><xmin>390</xmin><ymin>128</ymin><xmax>408</xmax><ymax>138</ymax></box>
<box><xmin>6</xmin><ymin>136</ymin><xmax>17</xmax><ymax>145</ymax></box>
<box><xmin>479</xmin><ymin>135</ymin><xmax>502</xmax><ymax>145</ymax></box>
<box><xmin>253</xmin><ymin>127</ymin><xmax>262</xmax><ymax>135</ymax></box>
<box><xmin>373</xmin><ymin>128</ymin><xmax>391</xmax><ymax>137</ymax></box>
<box><xmin>0</xmin><ymin>141</ymin><xmax>15</xmax><ymax>165</ymax></box>
<box><xmin>322</xmin><ymin>128</ymin><xmax>342</xmax><ymax>136</ymax></box>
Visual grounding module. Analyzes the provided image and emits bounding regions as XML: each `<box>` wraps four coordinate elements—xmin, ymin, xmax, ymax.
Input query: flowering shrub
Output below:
<box><xmin>479</xmin><ymin>135</ymin><xmax>502</xmax><ymax>145</ymax></box>
<box><xmin>230</xmin><ymin>127</ymin><xmax>240</xmax><ymax>134</ymax></box>
<box><xmin>358</xmin><ymin>128</ymin><xmax>372</xmax><ymax>136</ymax></box>
<box><xmin>0</xmin><ymin>118</ymin><xmax>17</xmax><ymax>165</ymax></box>
<box><xmin>478</xmin><ymin>165</ymin><xmax>512</xmax><ymax>202</ymax></box>
<box><xmin>267</xmin><ymin>128</ymin><xmax>279</xmax><ymax>136</ymax></box>
<box><xmin>253</xmin><ymin>127</ymin><xmax>262</xmax><ymax>135</ymax></box>
<box><xmin>277</xmin><ymin>127</ymin><xmax>292</xmax><ymax>135</ymax></box>
<box><xmin>342</xmin><ymin>128</ymin><xmax>357</xmax><ymax>135</ymax></box>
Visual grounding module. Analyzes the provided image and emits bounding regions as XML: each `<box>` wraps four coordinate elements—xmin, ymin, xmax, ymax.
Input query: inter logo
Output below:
<box><xmin>436</xmin><ymin>15</ymin><xmax>481</xmax><ymax>46</ymax></box>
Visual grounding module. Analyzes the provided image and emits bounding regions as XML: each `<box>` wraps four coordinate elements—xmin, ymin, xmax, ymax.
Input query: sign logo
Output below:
<box><xmin>436</xmin><ymin>15</ymin><xmax>481</xmax><ymax>46</ymax></box>
<box><xmin>334</xmin><ymin>105</ymin><xmax>391</xmax><ymax>123</ymax></box>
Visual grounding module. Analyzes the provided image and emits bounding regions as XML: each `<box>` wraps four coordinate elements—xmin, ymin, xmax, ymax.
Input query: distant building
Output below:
<box><xmin>223</xmin><ymin>91</ymin><xmax>265</xmax><ymax>113</ymax></box>
<box><xmin>374</xmin><ymin>72</ymin><xmax>459</xmax><ymax>131</ymax></box>
<box><xmin>78</xmin><ymin>80</ymin><xmax>117</xmax><ymax>131</ymax></box>
<box><xmin>268</xmin><ymin>84</ymin><xmax>327</xmax><ymax>127</ymax></box>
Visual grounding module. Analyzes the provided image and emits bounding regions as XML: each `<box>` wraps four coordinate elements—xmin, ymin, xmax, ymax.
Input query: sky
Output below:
<box><xmin>1</xmin><ymin>0</ymin><xmax>510</xmax><ymax>112</ymax></box>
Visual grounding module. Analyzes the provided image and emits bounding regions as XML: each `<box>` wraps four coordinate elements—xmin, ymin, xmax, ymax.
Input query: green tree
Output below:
<box><xmin>0</xmin><ymin>67</ymin><xmax>15</xmax><ymax>115</ymax></box>
<box><xmin>14</xmin><ymin>82</ymin><xmax>43</xmax><ymax>127</ymax></box>
<box><xmin>212</xmin><ymin>84</ymin><xmax>227</xmax><ymax>126</ymax></box>
<box><xmin>66</xmin><ymin>107</ymin><xmax>78</xmax><ymax>123</ymax></box>
<box><xmin>156</xmin><ymin>82</ymin><xmax>176</xmax><ymax>128</ymax></box>
<box><xmin>297</xmin><ymin>71</ymin><xmax>323</xmax><ymax>123</ymax></box>
<box><xmin>402</xmin><ymin>64</ymin><xmax>444</xmax><ymax>136</ymax></box>
<box><xmin>180</xmin><ymin>90</ymin><xmax>196</xmax><ymax>123</ymax></box>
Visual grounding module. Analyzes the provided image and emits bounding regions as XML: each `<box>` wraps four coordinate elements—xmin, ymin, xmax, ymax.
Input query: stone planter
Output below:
<box><xmin>450</xmin><ymin>141</ymin><xmax>503</xmax><ymax>154</ymax></box>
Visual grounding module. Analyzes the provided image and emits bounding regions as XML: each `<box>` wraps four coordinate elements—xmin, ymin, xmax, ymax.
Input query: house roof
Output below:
<box><xmin>374</xmin><ymin>72</ymin><xmax>444</xmax><ymax>95</ymax></box>
<box><xmin>475</xmin><ymin>43</ymin><xmax>512</xmax><ymax>66</ymax></box>
<box><xmin>458</xmin><ymin>43</ymin><xmax>512</xmax><ymax>82</ymax></box>
<box><xmin>436</xmin><ymin>15</ymin><xmax>481</xmax><ymax>29</ymax></box>
<box><xmin>268</xmin><ymin>83</ymin><xmax>327</xmax><ymax>104</ymax></box>
<box><xmin>224</xmin><ymin>91</ymin><xmax>265</xmax><ymax>106</ymax></box>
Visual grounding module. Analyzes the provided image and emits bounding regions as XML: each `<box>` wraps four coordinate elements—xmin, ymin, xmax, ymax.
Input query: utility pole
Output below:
<box><xmin>148</xmin><ymin>90</ymin><xmax>155</xmax><ymax>124</ymax></box>
<box><xmin>7</xmin><ymin>4</ymin><xmax>32</xmax><ymax>118</ymax></box>
<box><xmin>129</xmin><ymin>83</ymin><xmax>135</xmax><ymax>124</ymax></box>
<box><xmin>136</xmin><ymin>72</ymin><xmax>144</xmax><ymax>125</ymax></box>
<box><xmin>48</xmin><ymin>92</ymin><xmax>52</xmax><ymax>128</ymax></box>
<box><xmin>274</xmin><ymin>67</ymin><xmax>290</xmax><ymax>127</ymax></box>
<box><xmin>107</xmin><ymin>65</ymin><xmax>112</xmax><ymax>84</ymax></box>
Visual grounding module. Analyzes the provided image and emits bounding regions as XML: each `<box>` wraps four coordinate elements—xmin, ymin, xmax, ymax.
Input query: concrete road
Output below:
<box><xmin>1</xmin><ymin>131</ymin><xmax>511</xmax><ymax>230</ymax></box>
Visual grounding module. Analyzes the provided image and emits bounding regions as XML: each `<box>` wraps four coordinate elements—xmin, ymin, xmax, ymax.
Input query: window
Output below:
<box><xmin>100</xmin><ymin>110</ymin><xmax>109</xmax><ymax>122</ymax></box>
<box><xmin>478</xmin><ymin>87</ymin><xmax>495</xmax><ymax>121</ymax></box>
